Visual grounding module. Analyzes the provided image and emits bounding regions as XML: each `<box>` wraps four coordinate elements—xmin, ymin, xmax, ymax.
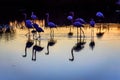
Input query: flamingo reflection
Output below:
<box><xmin>69</xmin><ymin>42</ymin><xmax>85</xmax><ymax>61</ymax></box>
<box><xmin>32</xmin><ymin>39</ymin><xmax>44</xmax><ymax>61</ymax></box>
<box><xmin>23</xmin><ymin>35</ymin><xmax>34</xmax><ymax>57</ymax></box>
<box><xmin>45</xmin><ymin>38</ymin><xmax>56</xmax><ymax>55</ymax></box>
<box><xmin>69</xmin><ymin>21</ymin><xmax>86</xmax><ymax>61</ymax></box>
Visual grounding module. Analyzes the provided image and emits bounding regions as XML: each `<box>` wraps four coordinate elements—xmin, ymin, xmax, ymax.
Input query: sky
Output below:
<box><xmin>0</xmin><ymin>0</ymin><xmax>119</xmax><ymax>24</ymax></box>
<box><xmin>0</xmin><ymin>0</ymin><xmax>117</xmax><ymax>8</ymax></box>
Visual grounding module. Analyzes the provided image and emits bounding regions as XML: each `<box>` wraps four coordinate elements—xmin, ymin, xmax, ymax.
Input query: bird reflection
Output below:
<box><xmin>32</xmin><ymin>39</ymin><xmax>44</xmax><ymax>61</ymax></box>
<box><xmin>96</xmin><ymin>24</ymin><xmax>104</xmax><ymax>38</ymax></box>
<box><xmin>89</xmin><ymin>18</ymin><xmax>95</xmax><ymax>50</ymax></box>
<box><xmin>69</xmin><ymin>38</ymin><xmax>85</xmax><ymax>61</ymax></box>
<box><xmin>69</xmin><ymin>21</ymin><xmax>86</xmax><ymax>61</ymax></box>
<box><xmin>45</xmin><ymin>38</ymin><xmax>57</xmax><ymax>55</ymax></box>
<box><xmin>23</xmin><ymin>35</ymin><xmax>34</xmax><ymax>57</ymax></box>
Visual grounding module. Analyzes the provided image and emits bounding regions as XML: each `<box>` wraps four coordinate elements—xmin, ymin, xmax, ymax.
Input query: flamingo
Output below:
<box><xmin>75</xmin><ymin>18</ymin><xmax>86</xmax><ymax>24</ymax></box>
<box><xmin>32</xmin><ymin>40</ymin><xmax>44</xmax><ymax>61</ymax></box>
<box><xmin>46</xmin><ymin>13</ymin><xmax>57</xmax><ymax>40</ymax></box>
<box><xmin>44</xmin><ymin>13</ymin><xmax>57</xmax><ymax>55</ymax></box>
<box><xmin>30</xmin><ymin>12</ymin><xmax>38</xmax><ymax>37</ymax></box>
<box><xmin>73</xmin><ymin>21</ymin><xmax>86</xmax><ymax>44</ymax></box>
<box><xmin>96</xmin><ymin>11</ymin><xmax>104</xmax><ymax>19</ymax></box>
<box><xmin>75</xmin><ymin>18</ymin><xmax>86</xmax><ymax>37</ymax></box>
<box><xmin>89</xmin><ymin>18</ymin><xmax>95</xmax><ymax>50</ymax></box>
<box><xmin>69</xmin><ymin>21</ymin><xmax>86</xmax><ymax>61</ymax></box>
<box><xmin>96</xmin><ymin>11</ymin><xmax>104</xmax><ymax>38</ymax></box>
<box><xmin>23</xmin><ymin>13</ymin><xmax>36</xmax><ymax>38</ymax></box>
<box><xmin>25</xmin><ymin>19</ymin><xmax>34</xmax><ymax>37</ymax></box>
<box><xmin>67</xmin><ymin>11</ymin><xmax>74</xmax><ymax>36</ymax></box>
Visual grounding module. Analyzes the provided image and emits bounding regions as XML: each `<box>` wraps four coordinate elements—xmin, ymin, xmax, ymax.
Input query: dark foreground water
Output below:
<box><xmin>0</xmin><ymin>23</ymin><xmax>120</xmax><ymax>80</ymax></box>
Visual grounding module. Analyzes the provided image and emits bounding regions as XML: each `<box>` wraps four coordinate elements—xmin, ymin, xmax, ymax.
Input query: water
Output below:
<box><xmin>0</xmin><ymin>23</ymin><xmax>120</xmax><ymax>80</ymax></box>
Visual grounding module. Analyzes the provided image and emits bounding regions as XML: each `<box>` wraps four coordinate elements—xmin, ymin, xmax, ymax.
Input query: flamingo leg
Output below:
<box><xmin>45</xmin><ymin>44</ymin><xmax>49</xmax><ymax>55</ymax></box>
<box><xmin>69</xmin><ymin>48</ymin><xmax>74</xmax><ymax>61</ymax></box>
<box><xmin>50</xmin><ymin>28</ymin><xmax>52</xmax><ymax>39</ymax></box>
<box><xmin>77</xmin><ymin>27</ymin><xmax>79</xmax><ymax>43</ymax></box>
<box><xmin>23</xmin><ymin>47</ymin><xmax>27</xmax><ymax>57</ymax></box>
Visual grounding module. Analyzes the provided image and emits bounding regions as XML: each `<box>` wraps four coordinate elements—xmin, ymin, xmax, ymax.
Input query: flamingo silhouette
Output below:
<box><xmin>23</xmin><ymin>12</ymin><xmax>37</xmax><ymax>38</ymax></box>
<box><xmin>89</xmin><ymin>18</ymin><xmax>95</xmax><ymax>50</ymax></box>
<box><xmin>25</xmin><ymin>20</ymin><xmax>34</xmax><ymax>37</ymax></box>
<box><xmin>46</xmin><ymin>13</ymin><xmax>57</xmax><ymax>40</ymax></box>
<box><xmin>75</xmin><ymin>18</ymin><xmax>86</xmax><ymax>38</ymax></box>
<box><xmin>69</xmin><ymin>42</ymin><xmax>84</xmax><ymax>61</ymax></box>
<box><xmin>96</xmin><ymin>11</ymin><xmax>104</xmax><ymax>38</ymax></box>
<box><xmin>32</xmin><ymin>39</ymin><xmax>44</xmax><ymax>61</ymax></box>
<box><xmin>69</xmin><ymin>21</ymin><xmax>86</xmax><ymax>61</ymax></box>
<box><xmin>23</xmin><ymin>35</ymin><xmax>34</xmax><ymax>57</ymax></box>
<box><xmin>73</xmin><ymin>21</ymin><xmax>86</xmax><ymax>44</ymax></box>
<box><xmin>67</xmin><ymin>11</ymin><xmax>74</xmax><ymax>36</ymax></box>
<box><xmin>75</xmin><ymin>18</ymin><xmax>86</xmax><ymax>24</ymax></box>
<box><xmin>30</xmin><ymin>12</ymin><xmax>39</xmax><ymax>37</ymax></box>
<box><xmin>45</xmin><ymin>38</ymin><xmax>56</xmax><ymax>55</ymax></box>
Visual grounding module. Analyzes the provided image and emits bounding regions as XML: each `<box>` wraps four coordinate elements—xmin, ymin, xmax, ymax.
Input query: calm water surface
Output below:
<box><xmin>0</xmin><ymin>23</ymin><xmax>120</xmax><ymax>80</ymax></box>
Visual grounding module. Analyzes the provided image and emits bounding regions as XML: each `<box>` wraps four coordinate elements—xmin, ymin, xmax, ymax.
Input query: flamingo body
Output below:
<box><xmin>73</xmin><ymin>21</ymin><xmax>84</xmax><ymax>27</ymax></box>
<box><xmin>33</xmin><ymin>23</ymin><xmax>44</xmax><ymax>32</ymax></box>
<box><xmin>48</xmin><ymin>22</ymin><xmax>56</xmax><ymax>28</ymax></box>
<box><xmin>25</xmin><ymin>20</ymin><xmax>33</xmax><ymax>28</ymax></box>
<box><xmin>96</xmin><ymin>12</ymin><xmax>104</xmax><ymax>18</ymax></box>
<box><xmin>75</xmin><ymin>18</ymin><xmax>86</xmax><ymax>24</ymax></box>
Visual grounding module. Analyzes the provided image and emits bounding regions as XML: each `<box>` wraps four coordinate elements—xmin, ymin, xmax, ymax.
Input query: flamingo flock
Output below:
<box><xmin>21</xmin><ymin>11</ymin><xmax>108</xmax><ymax>61</ymax></box>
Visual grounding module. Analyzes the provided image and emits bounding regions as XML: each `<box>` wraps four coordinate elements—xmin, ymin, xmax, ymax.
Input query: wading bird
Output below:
<box><xmin>96</xmin><ymin>11</ymin><xmax>104</xmax><ymax>38</ymax></box>
<box><xmin>69</xmin><ymin>21</ymin><xmax>86</xmax><ymax>61</ymax></box>
<box><xmin>46</xmin><ymin>13</ymin><xmax>57</xmax><ymax>40</ymax></box>
<box><xmin>67</xmin><ymin>11</ymin><xmax>74</xmax><ymax>36</ymax></box>
<box><xmin>45</xmin><ymin>13</ymin><xmax>57</xmax><ymax>55</ymax></box>
<box><xmin>89</xmin><ymin>18</ymin><xmax>95</xmax><ymax>50</ymax></box>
